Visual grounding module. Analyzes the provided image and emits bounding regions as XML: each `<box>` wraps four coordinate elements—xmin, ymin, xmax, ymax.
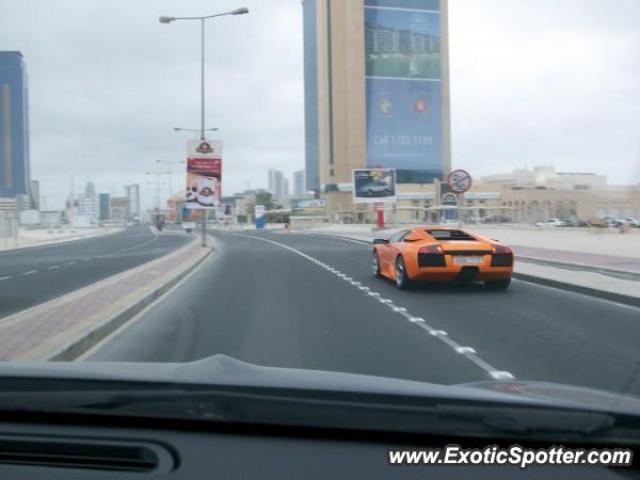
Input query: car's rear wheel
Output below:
<box><xmin>371</xmin><ymin>250</ymin><xmax>381</xmax><ymax>277</ymax></box>
<box><xmin>485</xmin><ymin>278</ymin><xmax>511</xmax><ymax>290</ymax></box>
<box><xmin>395</xmin><ymin>256</ymin><xmax>411</xmax><ymax>290</ymax></box>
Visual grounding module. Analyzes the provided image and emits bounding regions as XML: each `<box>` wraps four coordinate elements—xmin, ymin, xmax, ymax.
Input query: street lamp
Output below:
<box><xmin>155</xmin><ymin>160</ymin><xmax>185</xmax><ymax>199</ymax></box>
<box><xmin>159</xmin><ymin>9</ymin><xmax>249</xmax><ymax>140</ymax></box>
<box><xmin>159</xmin><ymin>7</ymin><xmax>248</xmax><ymax>246</ymax></box>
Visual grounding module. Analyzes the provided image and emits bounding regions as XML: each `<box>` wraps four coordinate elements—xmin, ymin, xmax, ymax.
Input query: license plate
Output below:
<box><xmin>453</xmin><ymin>256</ymin><xmax>484</xmax><ymax>265</ymax></box>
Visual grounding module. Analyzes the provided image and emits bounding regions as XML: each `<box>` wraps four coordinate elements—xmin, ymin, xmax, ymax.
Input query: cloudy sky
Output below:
<box><xmin>1</xmin><ymin>0</ymin><xmax>639</xmax><ymax>210</ymax></box>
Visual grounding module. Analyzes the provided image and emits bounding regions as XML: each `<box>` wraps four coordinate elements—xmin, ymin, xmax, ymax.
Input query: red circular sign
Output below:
<box><xmin>447</xmin><ymin>169</ymin><xmax>472</xmax><ymax>194</ymax></box>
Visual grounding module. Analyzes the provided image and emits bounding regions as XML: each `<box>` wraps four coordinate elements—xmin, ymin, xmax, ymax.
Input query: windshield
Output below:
<box><xmin>0</xmin><ymin>0</ymin><xmax>639</xmax><ymax>442</ymax></box>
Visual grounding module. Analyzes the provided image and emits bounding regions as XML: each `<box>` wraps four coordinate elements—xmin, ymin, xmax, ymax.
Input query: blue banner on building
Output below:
<box><xmin>364</xmin><ymin>1</ymin><xmax>443</xmax><ymax>183</ymax></box>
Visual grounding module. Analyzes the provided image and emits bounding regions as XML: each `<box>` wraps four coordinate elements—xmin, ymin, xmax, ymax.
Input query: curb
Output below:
<box><xmin>512</xmin><ymin>272</ymin><xmax>640</xmax><ymax>308</ymax></box>
<box><xmin>46</xmin><ymin>244</ymin><xmax>214</xmax><ymax>361</ymax></box>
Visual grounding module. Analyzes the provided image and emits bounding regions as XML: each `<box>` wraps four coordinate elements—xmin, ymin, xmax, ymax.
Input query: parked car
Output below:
<box><xmin>536</xmin><ymin>218</ymin><xmax>568</xmax><ymax>227</ymax></box>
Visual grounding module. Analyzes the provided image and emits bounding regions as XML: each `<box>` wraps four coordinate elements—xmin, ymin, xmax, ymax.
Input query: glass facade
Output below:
<box><xmin>0</xmin><ymin>51</ymin><xmax>30</xmax><ymax>197</ymax></box>
<box><xmin>302</xmin><ymin>0</ymin><xmax>320</xmax><ymax>191</ymax></box>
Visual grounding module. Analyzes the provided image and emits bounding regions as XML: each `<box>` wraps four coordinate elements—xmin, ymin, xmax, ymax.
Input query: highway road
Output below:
<box><xmin>0</xmin><ymin>225</ymin><xmax>191</xmax><ymax>319</ymax></box>
<box><xmin>88</xmin><ymin>230</ymin><xmax>640</xmax><ymax>396</ymax></box>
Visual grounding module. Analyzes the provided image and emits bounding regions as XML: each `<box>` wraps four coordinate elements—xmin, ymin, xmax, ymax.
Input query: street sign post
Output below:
<box><xmin>447</xmin><ymin>169</ymin><xmax>472</xmax><ymax>227</ymax></box>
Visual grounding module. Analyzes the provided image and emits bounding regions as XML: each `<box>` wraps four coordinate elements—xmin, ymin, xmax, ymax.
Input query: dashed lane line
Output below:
<box><xmin>22</xmin><ymin>270</ymin><xmax>38</xmax><ymax>276</ymax></box>
<box><xmin>235</xmin><ymin>233</ymin><xmax>516</xmax><ymax>382</ymax></box>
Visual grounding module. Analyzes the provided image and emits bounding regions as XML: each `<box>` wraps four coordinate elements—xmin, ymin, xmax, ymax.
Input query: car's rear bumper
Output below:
<box><xmin>409</xmin><ymin>253</ymin><xmax>513</xmax><ymax>282</ymax></box>
<box><xmin>411</xmin><ymin>267</ymin><xmax>512</xmax><ymax>282</ymax></box>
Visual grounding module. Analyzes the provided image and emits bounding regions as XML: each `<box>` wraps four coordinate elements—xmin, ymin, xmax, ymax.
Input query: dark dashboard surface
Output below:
<box><xmin>0</xmin><ymin>418</ymin><xmax>635</xmax><ymax>480</ymax></box>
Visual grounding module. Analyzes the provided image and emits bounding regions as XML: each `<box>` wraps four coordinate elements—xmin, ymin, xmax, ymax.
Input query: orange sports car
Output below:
<box><xmin>371</xmin><ymin>227</ymin><xmax>514</xmax><ymax>290</ymax></box>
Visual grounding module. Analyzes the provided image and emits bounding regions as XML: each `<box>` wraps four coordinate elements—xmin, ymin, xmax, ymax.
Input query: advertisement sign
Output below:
<box><xmin>364</xmin><ymin>0</ymin><xmax>443</xmax><ymax>182</ymax></box>
<box><xmin>185</xmin><ymin>140</ymin><xmax>222</xmax><ymax>210</ymax></box>
<box><xmin>255</xmin><ymin>205</ymin><xmax>265</xmax><ymax>229</ymax></box>
<box><xmin>291</xmin><ymin>198</ymin><xmax>327</xmax><ymax>217</ymax></box>
<box><xmin>353</xmin><ymin>168</ymin><xmax>396</xmax><ymax>203</ymax></box>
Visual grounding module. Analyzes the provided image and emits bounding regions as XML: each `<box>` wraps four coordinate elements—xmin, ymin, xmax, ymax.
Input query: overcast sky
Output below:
<box><xmin>1</xmin><ymin>0</ymin><xmax>638</xmax><ymax>210</ymax></box>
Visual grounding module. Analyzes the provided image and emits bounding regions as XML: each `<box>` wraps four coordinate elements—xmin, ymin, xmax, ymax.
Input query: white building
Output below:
<box><xmin>293</xmin><ymin>170</ymin><xmax>305</xmax><ymax>197</ymax></box>
<box><xmin>76</xmin><ymin>182</ymin><xmax>99</xmax><ymax>224</ymax></box>
<box><xmin>125</xmin><ymin>184</ymin><xmax>141</xmax><ymax>220</ymax></box>
<box><xmin>268</xmin><ymin>169</ymin><xmax>285</xmax><ymax>200</ymax></box>
<box><xmin>481</xmin><ymin>166</ymin><xmax>607</xmax><ymax>191</ymax></box>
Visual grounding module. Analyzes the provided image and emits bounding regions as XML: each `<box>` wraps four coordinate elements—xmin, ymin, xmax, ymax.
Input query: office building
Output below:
<box><xmin>0</xmin><ymin>51</ymin><xmax>31</xmax><ymax>202</ymax></box>
<box><xmin>76</xmin><ymin>182</ymin><xmax>99</xmax><ymax>224</ymax></box>
<box><xmin>125</xmin><ymin>183</ymin><xmax>141</xmax><ymax>220</ymax></box>
<box><xmin>30</xmin><ymin>179</ymin><xmax>39</xmax><ymax>210</ymax></box>
<box><xmin>110</xmin><ymin>197</ymin><xmax>129</xmax><ymax>222</ymax></box>
<box><xmin>302</xmin><ymin>0</ymin><xmax>451</xmax><ymax>218</ymax></box>
<box><xmin>268</xmin><ymin>169</ymin><xmax>285</xmax><ymax>200</ymax></box>
<box><xmin>293</xmin><ymin>170</ymin><xmax>305</xmax><ymax>197</ymax></box>
<box><xmin>98</xmin><ymin>193</ymin><xmax>110</xmax><ymax>221</ymax></box>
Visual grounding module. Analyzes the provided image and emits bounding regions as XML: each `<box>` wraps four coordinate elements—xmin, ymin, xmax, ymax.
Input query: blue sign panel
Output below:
<box><xmin>364</xmin><ymin>2</ymin><xmax>443</xmax><ymax>183</ymax></box>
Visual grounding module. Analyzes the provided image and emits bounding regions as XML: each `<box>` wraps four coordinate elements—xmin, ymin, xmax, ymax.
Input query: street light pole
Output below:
<box><xmin>159</xmin><ymin>7</ymin><xmax>249</xmax><ymax>247</ymax></box>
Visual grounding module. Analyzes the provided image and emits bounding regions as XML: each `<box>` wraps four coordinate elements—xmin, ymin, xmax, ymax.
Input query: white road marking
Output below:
<box><xmin>236</xmin><ymin>233</ymin><xmax>518</xmax><ymax>382</ymax></box>
<box><xmin>47</xmin><ymin>265</ymin><xmax>60</xmax><ymax>270</ymax></box>
<box><xmin>430</xmin><ymin>330</ymin><xmax>448</xmax><ymax>336</ymax></box>
<box><xmin>455</xmin><ymin>346</ymin><xmax>477</xmax><ymax>354</ymax></box>
<box><xmin>66</xmin><ymin>261</ymin><xmax>76</xmax><ymax>266</ymax></box>
<box><xmin>0</xmin><ymin>276</ymin><xmax>10</xmax><ymax>281</ymax></box>
<box><xmin>22</xmin><ymin>270</ymin><xmax>38</xmax><ymax>276</ymax></box>
<box><xmin>490</xmin><ymin>371</ymin><xmax>515</xmax><ymax>381</ymax></box>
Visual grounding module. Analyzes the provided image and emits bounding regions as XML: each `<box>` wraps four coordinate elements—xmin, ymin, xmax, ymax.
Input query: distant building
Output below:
<box><xmin>293</xmin><ymin>170</ymin><xmax>305</xmax><ymax>197</ymax></box>
<box><xmin>283</xmin><ymin>178</ymin><xmax>290</xmax><ymax>199</ymax></box>
<box><xmin>481</xmin><ymin>166</ymin><xmax>607</xmax><ymax>191</ymax></box>
<box><xmin>268</xmin><ymin>169</ymin><xmax>285</xmax><ymax>200</ymax></box>
<box><xmin>29</xmin><ymin>180</ymin><xmax>39</xmax><ymax>210</ymax></box>
<box><xmin>76</xmin><ymin>182</ymin><xmax>99</xmax><ymax>224</ymax></box>
<box><xmin>98</xmin><ymin>193</ymin><xmax>110</xmax><ymax>221</ymax></box>
<box><xmin>110</xmin><ymin>197</ymin><xmax>129</xmax><ymax>222</ymax></box>
<box><xmin>0</xmin><ymin>51</ymin><xmax>31</xmax><ymax>203</ymax></box>
<box><xmin>125</xmin><ymin>184</ymin><xmax>141</xmax><ymax>220</ymax></box>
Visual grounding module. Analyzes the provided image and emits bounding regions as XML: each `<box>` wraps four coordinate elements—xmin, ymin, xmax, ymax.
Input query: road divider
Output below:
<box><xmin>0</xmin><ymin>234</ymin><xmax>213</xmax><ymax>361</ymax></box>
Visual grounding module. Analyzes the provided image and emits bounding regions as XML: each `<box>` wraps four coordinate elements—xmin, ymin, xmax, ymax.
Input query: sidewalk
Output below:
<box><xmin>0</xmin><ymin>234</ymin><xmax>211</xmax><ymax>360</ymax></box>
<box><xmin>293</xmin><ymin>224</ymin><xmax>640</xmax><ymax>306</ymax></box>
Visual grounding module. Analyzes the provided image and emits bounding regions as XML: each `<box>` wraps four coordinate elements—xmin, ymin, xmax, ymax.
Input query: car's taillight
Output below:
<box><xmin>418</xmin><ymin>244</ymin><xmax>443</xmax><ymax>254</ymax></box>
<box><xmin>491</xmin><ymin>244</ymin><xmax>512</xmax><ymax>254</ymax></box>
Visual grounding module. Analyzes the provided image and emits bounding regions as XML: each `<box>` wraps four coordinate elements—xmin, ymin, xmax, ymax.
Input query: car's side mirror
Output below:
<box><xmin>373</xmin><ymin>239</ymin><xmax>389</xmax><ymax>245</ymax></box>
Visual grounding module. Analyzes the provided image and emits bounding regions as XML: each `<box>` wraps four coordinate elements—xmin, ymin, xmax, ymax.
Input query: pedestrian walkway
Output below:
<box><xmin>0</xmin><ymin>235</ymin><xmax>210</xmax><ymax>360</ymax></box>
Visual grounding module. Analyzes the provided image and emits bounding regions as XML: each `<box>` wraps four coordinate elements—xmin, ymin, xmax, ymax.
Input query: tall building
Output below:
<box><xmin>268</xmin><ymin>169</ymin><xmax>285</xmax><ymax>200</ymax></box>
<box><xmin>30</xmin><ymin>179</ymin><xmax>40</xmax><ymax>210</ymax></box>
<box><xmin>125</xmin><ymin>184</ymin><xmax>141</xmax><ymax>220</ymax></box>
<box><xmin>0</xmin><ymin>51</ymin><xmax>31</xmax><ymax>202</ymax></box>
<box><xmin>76</xmin><ymin>181</ymin><xmax>99</xmax><ymax>224</ymax></box>
<box><xmin>302</xmin><ymin>0</ymin><xmax>451</xmax><ymax>218</ymax></box>
<box><xmin>293</xmin><ymin>170</ymin><xmax>305</xmax><ymax>197</ymax></box>
<box><xmin>98</xmin><ymin>193</ymin><xmax>111</xmax><ymax>221</ymax></box>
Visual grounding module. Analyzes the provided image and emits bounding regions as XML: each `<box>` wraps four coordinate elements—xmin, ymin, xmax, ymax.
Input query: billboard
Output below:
<box><xmin>364</xmin><ymin>0</ymin><xmax>444</xmax><ymax>183</ymax></box>
<box><xmin>255</xmin><ymin>205</ymin><xmax>265</xmax><ymax>229</ymax></box>
<box><xmin>353</xmin><ymin>168</ymin><xmax>396</xmax><ymax>203</ymax></box>
<box><xmin>185</xmin><ymin>140</ymin><xmax>222</xmax><ymax>210</ymax></box>
<box><xmin>291</xmin><ymin>198</ymin><xmax>327</xmax><ymax>217</ymax></box>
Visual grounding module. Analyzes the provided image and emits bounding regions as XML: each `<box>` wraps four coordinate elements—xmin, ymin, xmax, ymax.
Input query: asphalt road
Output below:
<box><xmin>0</xmin><ymin>225</ymin><xmax>191</xmax><ymax>319</ymax></box>
<box><xmin>88</xmin><ymin>230</ymin><xmax>640</xmax><ymax>396</ymax></box>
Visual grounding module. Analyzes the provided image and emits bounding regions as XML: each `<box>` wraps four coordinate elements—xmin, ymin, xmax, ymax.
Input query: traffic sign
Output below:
<box><xmin>447</xmin><ymin>169</ymin><xmax>472</xmax><ymax>194</ymax></box>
